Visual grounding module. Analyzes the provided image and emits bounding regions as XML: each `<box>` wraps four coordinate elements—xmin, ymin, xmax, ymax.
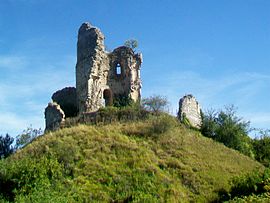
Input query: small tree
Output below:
<box><xmin>124</xmin><ymin>39</ymin><xmax>138</xmax><ymax>51</ymax></box>
<box><xmin>0</xmin><ymin>134</ymin><xmax>14</xmax><ymax>158</ymax></box>
<box><xmin>142</xmin><ymin>95</ymin><xmax>169</xmax><ymax>114</ymax></box>
<box><xmin>200</xmin><ymin>109</ymin><xmax>218</xmax><ymax>138</ymax></box>
<box><xmin>15</xmin><ymin>126</ymin><xmax>43</xmax><ymax>149</ymax></box>
<box><xmin>201</xmin><ymin>105</ymin><xmax>253</xmax><ymax>157</ymax></box>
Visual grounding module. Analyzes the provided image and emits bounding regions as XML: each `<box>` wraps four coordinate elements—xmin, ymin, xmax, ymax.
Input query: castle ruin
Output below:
<box><xmin>45</xmin><ymin>22</ymin><xmax>142</xmax><ymax>131</ymax></box>
<box><xmin>45</xmin><ymin>22</ymin><xmax>203</xmax><ymax>131</ymax></box>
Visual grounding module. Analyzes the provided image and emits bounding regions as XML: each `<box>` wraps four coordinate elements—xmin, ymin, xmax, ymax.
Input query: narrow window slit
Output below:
<box><xmin>116</xmin><ymin>63</ymin><xmax>121</xmax><ymax>75</ymax></box>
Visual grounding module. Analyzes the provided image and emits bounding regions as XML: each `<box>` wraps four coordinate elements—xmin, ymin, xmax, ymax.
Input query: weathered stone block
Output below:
<box><xmin>178</xmin><ymin>94</ymin><xmax>202</xmax><ymax>128</ymax></box>
<box><xmin>45</xmin><ymin>102</ymin><xmax>65</xmax><ymax>131</ymax></box>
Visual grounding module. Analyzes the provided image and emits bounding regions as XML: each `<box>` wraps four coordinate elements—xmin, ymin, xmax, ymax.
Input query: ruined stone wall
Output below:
<box><xmin>107</xmin><ymin>46</ymin><xmax>142</xmax><ymax>102</ymax></box>
<box><xmin>76</xmin><ymin>22</ymin><xmax>109</xmax><ymax>113</ymax></box>
<box><xmin>130</xmin><ymin>53</ymin><xmax>142</xmax><ymax>101</ymax></box>
<box><xmin>178</xmin><ymin>94</ymin><xmax>202</xmax><ymax>128</ymax></box>
<box><xmin>52</xmin><ymin>87</ymin><xmax>78</xmax><ymax>118</ymax></box>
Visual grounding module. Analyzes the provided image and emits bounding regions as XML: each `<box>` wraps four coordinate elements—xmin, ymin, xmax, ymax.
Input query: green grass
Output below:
<box><xmin>0</xmin><ymin>116</ymin><xmax>264</xmax><ymax>202</ymax></box>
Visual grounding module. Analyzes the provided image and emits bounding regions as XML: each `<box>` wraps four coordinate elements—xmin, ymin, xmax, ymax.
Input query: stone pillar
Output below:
<box><xmin>75</xmin><ymin>22</ymin><xmax>108</xmax><ymax>113</ymax></box>
<box><xmin>178</xmin><ymin>94</ymin><xmax>202</xmax><ymax>128</ymax></box>
<box><xmin>45</xmin><ymin>102</ymin><xmax>65</xmax><ymax>131</ymax></box>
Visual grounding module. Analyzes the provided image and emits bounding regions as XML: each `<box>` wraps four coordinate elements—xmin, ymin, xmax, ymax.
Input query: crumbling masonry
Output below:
<box><xmin>178</xmin><ymin>94</ymin><xmax>202</xmax><ymax>129</ymax></box>
<box><xmin>45</xmin><ymin>22</ymin><xmax>142</xmax><ymax>131</ymax></box>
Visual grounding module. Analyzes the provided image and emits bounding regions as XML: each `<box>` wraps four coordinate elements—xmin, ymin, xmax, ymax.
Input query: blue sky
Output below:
<box><xmin>0</xmin><ymin>0</ymin><xmax>270</xmax><ymax>136</ymax></box>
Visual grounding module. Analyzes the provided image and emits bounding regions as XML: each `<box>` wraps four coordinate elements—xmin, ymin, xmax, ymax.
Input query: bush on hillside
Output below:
<box><xmin>0</xmin><ymin>156</ymin><xmax>70</xmax><ymax>202</ymax></box>
<box><xmin>218</xmin><ymin>168</ymin><xmax>270</xmax><ymax>202</ymax></box>
<box><xmin>148</xmin><ymin>114</ymin><xmax>178</xmax><ymax>135</ymax></box>
<box><xmin>98</xmin><ymin>104</ymin><xmax>149</xmax><ymax>123</ymax></box>
<box><xmin>120</xmin><ymin>113</ymin><xmax>178</xmax><ymax>138</ymax></box>
<box><xmin>252</xmin><ymin>130</ymin><xmax>270</xmax><ymax>167</ymax></box>
<box><xmin>201</xmin><ymin>105</ymin><xmax>254</xmax><ymax>157</ymax></box>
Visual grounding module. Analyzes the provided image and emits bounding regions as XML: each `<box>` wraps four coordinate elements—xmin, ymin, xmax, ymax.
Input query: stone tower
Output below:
<box><xmin>45</xmin><ymin>22</ymin><xmax>142</xmax><ymax>131</ymax></box>
<box><xmin>76</xmin><ymin>22</ymin><xmax>109</xmax><ymax>113</ymax></box>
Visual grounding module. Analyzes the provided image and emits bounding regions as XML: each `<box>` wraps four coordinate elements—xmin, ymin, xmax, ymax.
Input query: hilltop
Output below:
<box><xmin>0</xmin><ymin>115</ymin><xmax>263</xmax><ymax>202</ymax></box>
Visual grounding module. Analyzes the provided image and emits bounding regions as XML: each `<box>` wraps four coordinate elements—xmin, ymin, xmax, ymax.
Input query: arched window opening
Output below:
<box><xmin>116</xmin><ymin>63</ymin><xmax>121</xmax><ymax>76</ymax></box>
<box><xmin>103</xmin><ymin>89</ymin><xmax>113</xmax><ymax>106</ymax></box>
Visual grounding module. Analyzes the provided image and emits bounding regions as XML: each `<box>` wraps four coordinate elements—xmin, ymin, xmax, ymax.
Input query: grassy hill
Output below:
<box><xmin>0</xmin><ymin>115</ymin><xmax>264</xmax><ymax>202</ymax></box>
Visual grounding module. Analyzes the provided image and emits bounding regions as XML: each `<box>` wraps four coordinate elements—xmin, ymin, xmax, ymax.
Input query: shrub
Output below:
<box><xmin>96</xmin><ymin>105</ymin><xmax>149</xmax><ymax>124</ymax></box>
<box><xmin>120</xmin><ymin>114</ymin><xmax>178</xmax><ymax>138</ymax></box>
<box><xmin>113</xmin><ymin>94</ymin><xmax>133</xmax><ymax>108</ymax></box>
<box><xmin>98</xmin><ymin>106</ymin><xmax>119</xmax><ymax>123</ymax></box>
<box><xmin>148</xmin><ymin>114</ymin><xmax>178</xmax><ymax>135</ymax></box>
<box><xmin>142</xmin><ymin>95</ymin><xmax>169</xmax><ymax>114</ymax></box>
<box><xmin>252</xmin><ymin>130</ymin><xmax>270</xmax><ymax>167</ymax></box>
<box><xmin>219</xmin><ymin>169</ymin><xmax>270</xmax><ymax>202</ymax></box>
<box><xmin>124</xmin><ymin>39</ymin><xmax>138</xmax><ymax>51</ymax></box>
<box><xmin>0</xmin><ymin>156</ymin><xmax>67</xmax><ymax>202</ymax></box>
<box><xmin>201</xmin><ymin>105</ymin><xmax>253</xmax><ymax>157</ymax></box>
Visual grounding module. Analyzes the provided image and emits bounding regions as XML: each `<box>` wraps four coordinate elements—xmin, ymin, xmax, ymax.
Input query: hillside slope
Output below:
<box><xmin>0</xmin><ymin>117</ymin><xmax>263</xmax><ymax>202</ymax></box>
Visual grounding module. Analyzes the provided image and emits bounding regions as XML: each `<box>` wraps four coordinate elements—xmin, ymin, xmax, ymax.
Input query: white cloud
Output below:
<box><xmin>0</xmin><ymin>55</ymin><xmax>28</xmax><ymax>70</ymax></box>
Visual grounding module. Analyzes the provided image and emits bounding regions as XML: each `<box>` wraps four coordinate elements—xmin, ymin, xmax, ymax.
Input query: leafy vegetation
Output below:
<box><xmin>216</xmin><ymin>168</ymin><xmax>270</xmax><ymax>202</ymax></box>
<box><xmin>0</xmin><ymin>114</ymin><xmax>263</xmax><ymax>202</ymax></box>
<box><xmin>71</xmin><ymin>105</ymin><xmax>149</xmax><ymax>127</ymax></box>
<box><xmin>198</xmin><ymin>105</ymin><xmax>270</xmax><ymax>201</ymax></box>
<box><xmin>2</xmin><ymin>100</ymin><xmax>270</xmax><ymax>202</ymax></box>
<box><xmin>200</xmin><ymin>105</ymin><xmax>270</xmax><ymax>169</ymax></box>
<box><xmin>0</xmin><ymin>126</ymin><xmax>43</xmax><ymax>160</ymax></box>
<box><xmin>141</xmin><ymin>95</ymin><xmax>169</xmax><ymax>114</ymax></box>
<box><xmin>252</xmin><ymin>130</ymin><xmax>270</xmax><ymax>167</ymax></box>
<box><xmin>15</xmin><ymin>126</ymin><xmax>43</xmax><ymax>149</ymax></box>
<box><xmin>201</xmin><ymin>106</ymin><xmax>254</xmax><ymax>157</ymax></box>
<box><xmin>124</xmin><ymin>39</ymin><xmax>138</xmax><ymax>51</ymax></box>
<box><xmin>113</xmin><ymin>93</ymin><xmax>133</xmax><ymax>108</ymax></box>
